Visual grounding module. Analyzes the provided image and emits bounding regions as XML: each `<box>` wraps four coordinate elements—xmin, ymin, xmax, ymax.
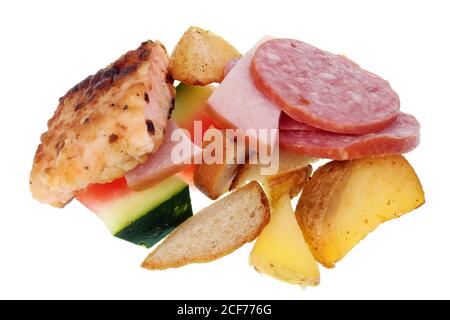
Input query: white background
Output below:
<box><xmin>1</xmin><ymin>0</ymin><xmax>449</xmax><ymax>300</ymax></box>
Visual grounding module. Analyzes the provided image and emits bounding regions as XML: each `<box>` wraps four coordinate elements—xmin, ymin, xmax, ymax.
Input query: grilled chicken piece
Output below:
<box><xmin>30</xmin><ymin>41</ymin><xmax>175</xmax><ymax>207</ymax></box>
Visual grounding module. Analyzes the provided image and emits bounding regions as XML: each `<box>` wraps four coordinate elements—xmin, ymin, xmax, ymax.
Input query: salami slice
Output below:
<box><xmin>279</xmin><ymin>112</ymin><xmax>420</xmax><ymax>160</ymax></box>
<box><xmin>279</xmin><ymin>112</ymin><xmax>322</xmax><ymax>132</ymax></box>
<box><xmin>252</xmin><ymin>39</ymin><xmax>400</xmax><ymax>134</ymax></box>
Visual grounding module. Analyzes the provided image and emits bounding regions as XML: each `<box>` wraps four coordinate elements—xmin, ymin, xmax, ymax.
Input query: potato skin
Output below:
<box><xmin>296</xmin><ymin>155</ymin><xmax>425</xmax><ymax>268</ymax></box>
<box><xmin>295</xmin><ymin>161</ymin><xmax>351</xmax><ymax>268</ymax></box>
<box><xmin>171</xmin><ymin>26</ymin><xmax>241</xmax><ymax>86</ymax></box>
<box><xmin>230</xmin><ymin>150</ymin><xmax>315</xmax><ymax>202</ymax></box>
<box><xmin>263</xmin><ymin>165</ymin><xmax>312</xmax><ymax>204</ymax></box>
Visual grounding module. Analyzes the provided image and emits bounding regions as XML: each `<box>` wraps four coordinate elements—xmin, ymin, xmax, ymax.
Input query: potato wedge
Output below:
<box><xmin>263</xmin><ymin>165</ymin><xmax>312</xmax><ymax>204</ymax></box>
<box><xmin>250</xmin><ymin>194</ymin><xmax>320</xmax><ymax>286</ymax></box>
<box><xmin>171</xmin><ymin>26</ymin><xmax>242</xmax><ymax>85</ymax></box>
<box><xmin>231</xmin><ymin>149</ymin><xmax>315</xmax><ymax>203</ymax></box>
<box><xmin>296</xmin><ymin>155</ymin><xmax>425</xmax><ymax>268</ymax></box>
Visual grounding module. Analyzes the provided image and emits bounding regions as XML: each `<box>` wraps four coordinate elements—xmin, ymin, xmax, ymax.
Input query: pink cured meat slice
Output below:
<box><xmin>279</xmin><ymin>112</ymin><xmax>322</xmax><ymax>132</ymax></box>
<box><xmin>279</xmin><ymin>112</ymin><xmax>420</xmax><ymax>160</ymax></box>
<box><xmin>252</xmin><ymin>39</ymin><xmax>400</xmax><ymax>134</ymax></box>
<box><xmin>207</xmin><ymin>38</ymin><xmax>281</xmax><ymax>151</ymax></box>
<box><xmin>223</xmin><ymin>58</ymin><xmax>240</xmax><ymax>78</ymax></box>
<box><xmin>125</xmin><ymin>120</ymin><xmax>202</xmax><ymax>190</ymax></box>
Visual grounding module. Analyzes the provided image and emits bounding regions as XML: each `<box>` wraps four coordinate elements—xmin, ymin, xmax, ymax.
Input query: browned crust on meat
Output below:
<box><xmin>58</xmin><ymin>42</ymin><xmax>155</xmax><ymax>111</ymax></box>
<box><xmin>30</xmin><ymin>41</ymin><xmax>174</xmax><ymax>207</ymax></box>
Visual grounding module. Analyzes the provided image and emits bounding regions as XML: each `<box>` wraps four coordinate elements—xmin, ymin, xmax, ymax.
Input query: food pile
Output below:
<box><xmin>30</xmin><ymin>27</ymin><xmax>424</xmax><ymax>286</ymax></box>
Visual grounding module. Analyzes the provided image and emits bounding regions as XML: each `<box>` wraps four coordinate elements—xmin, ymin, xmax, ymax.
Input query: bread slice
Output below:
<box><xmin>194</xmin><ymin>162</ymin><xmax>240</xmax><ymax>200</ymax></box>
<box><xmin>193</xmin><ymin>131</ymin><xmax>245</xmax><ymax>200</ymax></box>
<box><xmin>171</xmin><ymin>26</ymin><xmax>242</xmax><ymax>85</ymax></box>
<box><xmin>141</xmin><ymin>181</ymin><xmax>270</xmax><ymax>270</ymax></box>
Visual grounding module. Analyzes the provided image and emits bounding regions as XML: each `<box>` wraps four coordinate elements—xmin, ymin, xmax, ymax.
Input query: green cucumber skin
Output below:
<box><xmin>114</xmin><ymin>186</ymin><xmax>192</xmax><ymax>248</ymax></box>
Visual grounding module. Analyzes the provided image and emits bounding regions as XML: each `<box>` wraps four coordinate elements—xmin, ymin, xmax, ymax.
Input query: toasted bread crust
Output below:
<box><xmin>141</xmin><ymin>182</ymin><xmax>271</xmax><ymax>270</ymax></box>
<box><xmin>193</xmin><ymin>130</ymin><xmax>244</xmax><ymax>200</ymax></box>
<box><xmin>194</xmin><ymin>163</ymin><xmax>241</xmax><ymax>200</ymax></box>
<box><xmin>30</xmin><ymin>41</ymin><xmax>174</xmax><ymax>207</ymax></box>
<box><xmin>171</xmin><ymin>26</ymin><xmax>242</xmax><ymax>85</ymax></box>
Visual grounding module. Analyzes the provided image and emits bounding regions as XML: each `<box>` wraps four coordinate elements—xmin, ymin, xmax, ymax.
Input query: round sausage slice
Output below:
<box><xmin>279</xmin><ymin>112</ymin><xmax>322</xmax><ymax>132</ymax></box>
<box><xmin>279</xmin><ymin>113</ymin><xmax>420</xmax><ymax>160</ymax></box>
<box><xmin>252</xmin><ymin>39</ymin><xmax>400</xmax><ymax>134</ymax></box>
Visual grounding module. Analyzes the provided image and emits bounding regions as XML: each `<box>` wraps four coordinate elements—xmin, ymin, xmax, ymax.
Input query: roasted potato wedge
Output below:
<box><xmin>296</xmin><ymin>155</ymin><xmax>425</xmax><ymax>268</ymax></box>
<box><xmin>171</xmin><ymin>26</ymin><xmax>242</xmax><ymax>85</ymax></box>
<box><xmin>263</xmin><ymin>165</ymin><xmax>312</xmax><ymax>204</ymax></box>
<box><xmin>248</xmin><ymin>151</ymin><xmax>318</xmax><ymax>286</ymax></box>
<box><xmin>250</xmin><ymin>194</ymin><xmax>320</xmax><ymax>286</ymax></box>
<box><xmin>231</xmin><ymin>149</ymin><xmax>315</xmax><ymax>203</ymax></box>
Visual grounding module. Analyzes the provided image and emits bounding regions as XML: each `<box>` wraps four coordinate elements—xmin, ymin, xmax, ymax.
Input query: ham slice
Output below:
<box><xmin>206</xmin><ymin>38</ymin><xmax>280</xmax><ymax>151</ymax></box>
<box><xmin>280</xmin><ymin>112</ymin><xmax>420</xmax><ymax>160</ymax></box>
<box><xmin>223</xmin><ymin>58</ymin><xmax>239</xmax><ymax>78</ymax></box>
<box><xmin>125</xmin><ymin>120</ymin><xmax>202</xmax><ymax>190</ymax></box>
